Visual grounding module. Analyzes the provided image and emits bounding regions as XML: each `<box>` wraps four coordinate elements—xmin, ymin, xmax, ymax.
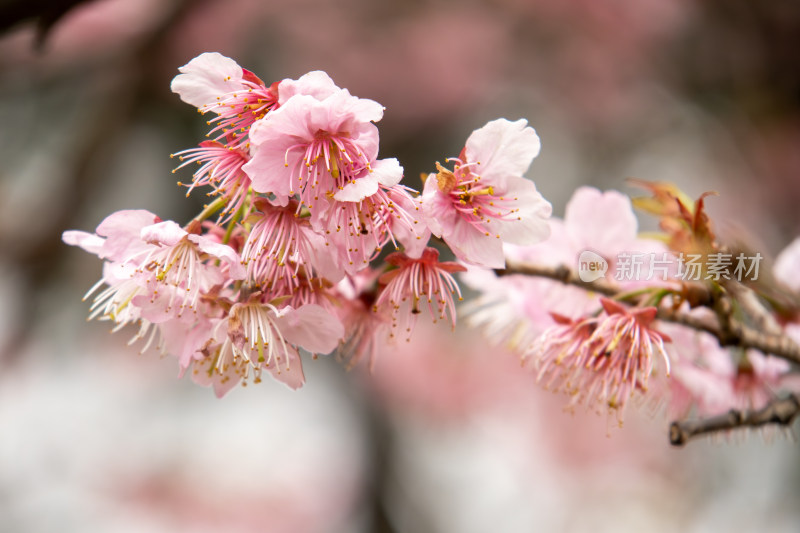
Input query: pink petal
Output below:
<box><xmin>747</xmin><ymin>350</ymin><xmax>790</xmax><ymax>379</ymax></box>
<box><xmin>503</xmin><ymin>219</ymin><xmax>572</xmax><ymax>266</ymax></box>
<box><xmin>304</xmin><ymin>228</ymin><xmax>345</xmax><ymax>283</ymax></box>
<box><xmin>565</xmin><ymin>187</ymin><xmax>638</xmax><ymax>256</ymax></box>
<box><xmin>390</xmin><ymin>191</ymin><xmax>430</xmax><ymax>259</ymax></box>
<box><xmin>96</xmin><ymin>209</ymin><xmax>159</xmax><ymax>238</ymax></box>
<box><xmin>95</xmin><ymin>209</ymin><xmax>159</xmax><ymax>261</ymax></box>
<box><xmin>162</xmin><ymin>320</ymin><xmax>212</xmax><ymax>373</ymax></box>
<box><xmin>419</xmin><ymin>176</ymin><xmax>452</xmax><ymax>238</ymax></box>
<box><xmin>446</xmin><ymin>219</ymin><xmax>505</xmax><ymax>269</ymax></box>
<box><xmin>264</xmin><ymin>346</ymin><xmax>306</xmax><ymax>390</ymax></box>
<box><xmin>277</xmin><ymin>70</ymin><xmax>340</xmax><ymax>104</ymax></box>
<box><xmin>322</xmin><ymin>89</ymin><xmax>384</xmax><ymax>126</ymax></box>
<box><xmin>490</xmin><ymin>177</ymin><xmax>552</xmax><ymax>245</ymax></box>
<box><xmin>249</xmin><ymin>94</ymin><xmax>319</xmax><ymax>145</ymax></box>
<box><xmin>274</xmin><ymin>304</ymin><xmax>344</xmax><ymax>354</ymax></box>
<box><xmin>189</xmin><ymin>234</ymin><xmax>246</xmax><ymax>280</ymax></box>
<box><xmin>192</xmin><ymin>359</ymin><xmax>245</xmax><ymax>398</ymax></box>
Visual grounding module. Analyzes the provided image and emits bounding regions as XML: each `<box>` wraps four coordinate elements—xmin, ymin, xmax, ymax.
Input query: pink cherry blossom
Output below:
<box><xmin>239</xmin><ymin>199</ymin><xmax>340</xmax><ymax>293</ymax></box>
<box><xmin>63</xmin><ymin>209</ymin><xmax>160</xmax><ymax>331</ymax></box>
<box><xmin>67</xmin><ymin>217</ymin><xmax>245</xmax><ymax>330</ymax></box>
<box><xmin>420</xmin><ymin>118</ymin><xmax>552</xmax><ymax>268</ymax></box>
<box><xmin>526</xmin><ymin>298</ymin><xmax>671</xmax><ymax>424</ymax></box>
<box><xmin>374</xmin><ymin>247</ymin><xmax>466</xmax><ymax>340</ymax></box>
<box><xmin>189</xmin><ymin>301</ymin><xmax>344</xmax><ymax>397</ymax></box>
<box><xmin>128</xmin><ymin>221</ymin><xmax>245</xmax><ymax>318</ymax></box>
<box><xmin>323</xmin><ymin>182</ymin><xmax>428</xmax><ymax>273</ymax></box>
<box><xmin>243</xmin><ymin>89</ymin><xmax>384</xmax><ymax>211</ymax></box>
<box><xmin>64</xmin><ymin>212</ymin><xmax>225</xmax><ymax>359</ymax></box>
<box><xmin>171</xmin><ymin>52</ymin><xmax>279</xmax><ymax>149</ymax></box>
<box><xmin>332</xmin><ymin>271</ymin><xmax>391</xmax><ymax>370</ymax></box>
<box><xmin>171</xmin><ymin>141</ymin><xmax>252</xmax><ymax>221</ymax></box>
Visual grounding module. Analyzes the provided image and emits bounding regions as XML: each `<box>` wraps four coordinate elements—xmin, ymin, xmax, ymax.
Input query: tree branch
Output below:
<box><xmin>496</xmin><ymin>261</ymin><xmax>619</xmax><ymax>297</ymax></box>
<box><xmin>669</xmin><ymin>394</ymin><xmax>800</xmax><ymax>446</ymax></box>
<box><xmin>498</xmin><ymin>260</ymin><xmax>800</xmax><ymax>365</ymax></box>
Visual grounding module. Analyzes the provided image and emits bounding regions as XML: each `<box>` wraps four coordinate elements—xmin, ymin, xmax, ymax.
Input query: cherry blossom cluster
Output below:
<box><xmin>63</xmin><ymin>52</ymin><xmax>552</xmax><ymax>397</ymax></box>
<box><xmin>63</xmin><ymin>53</ymin><xmax>800</xmax><ymax>439</ymax></box>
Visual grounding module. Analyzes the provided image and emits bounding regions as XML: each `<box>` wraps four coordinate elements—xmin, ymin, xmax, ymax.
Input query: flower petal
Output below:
<box><xmin>277</xmin><ymin>70</ymin><xmax>340</xmax><ymax>104</ymax></box>
<box><xmin>446</xmin><ymin>219</ymin><xmax>505</xmax><ymax>268</ymax></box>
<box><xmin>140</xmin><ymin>220</ymin><xmax>187</xmax><ymax>247</ymax></box>
<box><xmin>774</xmin><ymin>237</ymin><xmax>800</xmax><ymax>292</ymax></box>
<box><xmin>171</xmin><ymin>52</ymin><xmax>245</xmax><ymax>109</ymax></box>
<box><xmin>62</xmin><ymin>230</ymin><xmax>104</xmax><ymax>255</ymax></box>
<box><xmin>565</xmin><ymin>187</ymin><xmax>638</xmax><ymax>256</ymax></box>
<box><xmin>189</xmin><ymin>234</ymin><xmax>246</xmax><ymax>280</ymax></box>
<box><xmin>465</xmin><ymin>118</ymin><xmax>541</xmax><ymax>187</ymax></box>
<box><xmin>275</xmin><ymin>304</ymin><xmax>344</xmax><ymax>354</ymax></box>
<box><xmin>264</xmin><ymin>346</ymin><xmax>306</xmax><ymax>390</ymax></box>
<box><xmin>95</xmin><ymin>209</ymin><xmax>160</xmax><ymax>261</ymax></box>
<box><xmin>334</xmin><ymin>174</ymin><xmax>378</xmax><ymax>202</ymax></box>
<box><xmin>490</xmin><ymin>177</ymin><xmax>552</xmax><ymax>245</ymax></box>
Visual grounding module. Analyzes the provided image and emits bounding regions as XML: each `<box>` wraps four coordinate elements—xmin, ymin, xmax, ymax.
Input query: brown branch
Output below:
<box><xmin>498</xmin><ymin>260</ymin><xmax>800</xmax><ymax>365</ymax></box>
<box><xmin>497</xmin><ymin>261</ymin><xmax>619</xmax><ymax>297</ymax></box>
<box><xmin>669</xmin><ymin>394</ymin><xmax>800</xmax><ymax>446</ymax></box>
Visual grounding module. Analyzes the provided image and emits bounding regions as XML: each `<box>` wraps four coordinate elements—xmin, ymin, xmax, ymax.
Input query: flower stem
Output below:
<box><xmin>191</xmin><ymin>196</ymin><xmax>227</xmax><ymax>224</ymax></box>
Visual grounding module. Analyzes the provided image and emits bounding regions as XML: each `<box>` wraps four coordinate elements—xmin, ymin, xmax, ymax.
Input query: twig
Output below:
<box><xmin>498</xmin><ymin>260</ymin><xmax>800</xmax><ymax>365</ymax></box>
<box><xmin>669</xmin><ymin>394</ymin><xmax>800</xmax><ymax>446</ymax></box>
<box><xmin>497</xmin><ymin>261</ymin><xmax>619</xmax><ymax>297</ymax></box>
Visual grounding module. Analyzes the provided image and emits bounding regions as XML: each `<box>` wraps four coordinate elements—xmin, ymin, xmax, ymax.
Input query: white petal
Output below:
<box><xmin>62</xmin><ymin>230</ymin><xmax>104</xmax><ymax>255</ymax></box>
<box><xmin>140</xmin><ymin>220</ymin><xmax>187</xmax><ymax>247</ymax></box>
<box><xmin>334</xmin><ymin>174</ymin><xmax>379</xmax><ymax>202</ymax></box>
<box><xmin>171</xmin><ymin>52</ymin><xmax>245</xmax><ymax>109</ymax></box>
<box><xmin>774</xmin><ymin>237</ymin><xmax>800</xmax><ymax>291</ymax></box>
<box><xmin>465</xmin><ymin>118</ymin><xmax>541</xmax><ymax>187</ymax></box>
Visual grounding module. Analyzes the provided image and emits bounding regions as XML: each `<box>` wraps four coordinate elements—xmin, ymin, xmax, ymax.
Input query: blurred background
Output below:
<box><xmin>1</xmin><ymin>0</ymin><xmax>799</xmax><ymax>531</ymax></box>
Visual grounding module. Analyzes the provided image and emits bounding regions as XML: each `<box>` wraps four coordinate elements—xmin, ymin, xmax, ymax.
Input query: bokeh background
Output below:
<box><xmin>1</xmin><ymin>0</ymin><xmax>799</xmax><ymax>531</ymax></box>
